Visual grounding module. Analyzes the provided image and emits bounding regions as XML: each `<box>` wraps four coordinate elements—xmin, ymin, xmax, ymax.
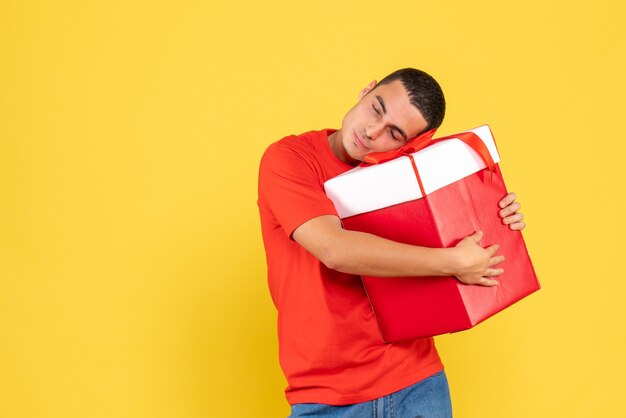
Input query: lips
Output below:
<box><xmin>354</xmin><ymin>130</ymin><xmax>369</xmax><ymax>150</ymax></box>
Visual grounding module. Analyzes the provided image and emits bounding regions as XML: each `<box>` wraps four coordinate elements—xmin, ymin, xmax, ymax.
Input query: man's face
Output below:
<box><xmin>337</xmin><ymin>79</ymin><xmax>429</xmax><ymax>164</ymax></box>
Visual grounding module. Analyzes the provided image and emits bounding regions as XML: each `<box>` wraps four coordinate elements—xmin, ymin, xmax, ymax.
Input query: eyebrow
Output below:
<box><xmin>376</xmin><ymin>95</ymin><xmax>408</xmax><ymax>141</ymax></box>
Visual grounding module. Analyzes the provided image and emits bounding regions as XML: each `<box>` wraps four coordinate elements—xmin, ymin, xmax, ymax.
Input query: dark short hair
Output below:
<box><xmin>376</xmin><ymin>68</ymin><xmax>446</xmax><ymax>131</ymax></box>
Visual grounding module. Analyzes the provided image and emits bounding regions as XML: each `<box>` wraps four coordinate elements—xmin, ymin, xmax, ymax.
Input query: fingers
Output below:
<box><xmin>477</xmin><ymin>277</ymin><xmax>500</xmax><ymax>287</ymax></box>
<box><xmin>486</xmin><ymin>243</ymin><xmax>500</xmax><ymax>256</ymax></box>
<box><xmin>459</xmin><ymin>271</ymin><xmax>502</xmax><ymax>286</ymax></box>
<box><xmin>470</xmin><ymin>230</ymin><xmax>483</xmax><ymax>242</ymax></box>
<box><xmin>488</xmin><ymin>255</ymin><xmax>505</xmax><ymax>267</ymax></box>
<box><xmin>499</xmin><ymin>192</ymin><xmax>517</xmax><ymax>209</ymax></box>
<box><xmin>502</xmin><ymin>211</ymin><xmax>526</xmax><ymax>231</ymax></box>
<box><xmin>484</xmin><ymin>267</ymin><xmax>504</xmax><ymax>277</ymax></box>
<box><xmin>475</xmin><ymin>265</ymin><xmax>505</xmax><ymax>287</ymax></box>
<box><xmin>499</xmin><ymin>202</ymin><xmax>521</xmax><ymax>218</ymax></box>
<box><xmin>502</xmin><ymin>212</ymin><xmax>524</xmax><ymax>225</ymax></box>
<box><xmin>477</xmin><ymin>267</ymin><xmax>503</xmax><ymax>286</ymax></box>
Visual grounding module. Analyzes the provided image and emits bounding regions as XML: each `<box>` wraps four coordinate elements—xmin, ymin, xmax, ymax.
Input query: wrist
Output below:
<box><xmin>435</xmin><ymin>247</ymin><xmax>460</xmax><ymax>276</ymax></box>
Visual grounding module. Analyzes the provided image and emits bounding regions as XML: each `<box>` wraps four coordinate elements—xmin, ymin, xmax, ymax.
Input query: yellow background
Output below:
<box><xmin>1</xmin><ymin>0</ymin><xmax>624</xmax><ymax>417</ymax></box>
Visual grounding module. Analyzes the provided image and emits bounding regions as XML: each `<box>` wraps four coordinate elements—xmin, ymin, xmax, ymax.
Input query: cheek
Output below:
<box><xmin>345</xmin><ymin>105</ymin><xmax>369</xmax><ymax>126</ymax></box>
<box><xmin>343</xmin><ymin>108</ymin><xmax>358</xmax><ymax>126</ymax></box>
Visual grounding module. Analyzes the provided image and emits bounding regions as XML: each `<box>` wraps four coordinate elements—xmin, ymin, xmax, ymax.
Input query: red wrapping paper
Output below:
<box><xmin>335</xmin><ymin>128</ymin><xmax>540</xmax><ymax>342</ymax></box>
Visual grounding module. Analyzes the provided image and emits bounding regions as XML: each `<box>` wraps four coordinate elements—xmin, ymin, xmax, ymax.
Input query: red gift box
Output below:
<box><xmin>324</xmin><ymin>125</ymin><xmax>540</xmax><ymax>342</ymax></box>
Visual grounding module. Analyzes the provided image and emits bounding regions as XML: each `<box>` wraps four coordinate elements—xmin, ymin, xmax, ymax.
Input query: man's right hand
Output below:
<box><xmin>451</xmin><ymin>231</ymin><xmax>504</xmax><ymax>287</ymax></box>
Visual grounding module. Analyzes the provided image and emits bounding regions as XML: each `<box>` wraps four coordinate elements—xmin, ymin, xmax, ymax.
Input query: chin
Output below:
<box><xmin>350</xmin><ymin>151</ymin><xmax>366</xmax><ymax>164</ymax></box>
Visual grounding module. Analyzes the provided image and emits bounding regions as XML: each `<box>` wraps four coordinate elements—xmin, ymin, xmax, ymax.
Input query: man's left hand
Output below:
<box><xmin>498</xmin><ymin>192</ymin><xmax>526</xmax><ymax>231</ymax></box>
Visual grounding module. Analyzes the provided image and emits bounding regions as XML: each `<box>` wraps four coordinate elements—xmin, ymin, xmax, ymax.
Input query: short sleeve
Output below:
<box><xmin>258</xmin><ymin>141</ymin><xmax>339</xmax><ymax>238</ymax></box>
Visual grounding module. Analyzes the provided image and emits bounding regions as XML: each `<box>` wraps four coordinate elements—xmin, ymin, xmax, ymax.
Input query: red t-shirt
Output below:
<box><xmin>258</xmin><ymin>129</ymin><xmax>443</xmax><ymax>405</ymax></box>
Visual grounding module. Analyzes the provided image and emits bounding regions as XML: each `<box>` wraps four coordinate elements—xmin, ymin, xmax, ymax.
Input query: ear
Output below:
<box><xmin>358</xmin><ymin>80</ymin><xmax>377</xmax><ymax>99</ymax></box>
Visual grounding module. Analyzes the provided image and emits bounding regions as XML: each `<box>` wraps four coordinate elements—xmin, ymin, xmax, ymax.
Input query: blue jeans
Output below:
<box><xmin>288</xmin><ymin>370</ymin><xmax>452</xmax><ymax>418</ymax></box>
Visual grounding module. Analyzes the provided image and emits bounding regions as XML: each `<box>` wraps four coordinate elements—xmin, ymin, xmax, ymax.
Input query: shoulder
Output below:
<box><xmin>261</xmin><ymin>130</ymin><xmax>328</xmax><ymax>169</ymax></box>
<box><xmin>264</xmin><ymin>130</ymin><xmax>325</xmax><ymax>156</ymax></box>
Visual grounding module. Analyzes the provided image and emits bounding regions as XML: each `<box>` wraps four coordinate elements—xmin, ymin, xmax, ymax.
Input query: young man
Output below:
<box><xmin>258</xmin><ymin>68</ymin><xmax>525</xmax><ymax>418</ymax></box>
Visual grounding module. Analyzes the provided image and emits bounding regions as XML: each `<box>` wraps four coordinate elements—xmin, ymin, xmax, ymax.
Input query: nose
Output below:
<box><xmin>364</xmin><ymin>121</ymin><xmax>385</xmax><ymax>140</ymax></box>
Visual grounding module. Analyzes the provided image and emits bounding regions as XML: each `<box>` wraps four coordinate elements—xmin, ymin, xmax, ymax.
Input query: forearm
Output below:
<box><xmin>326</xmin><ymin>228</ymin><xmax>456</xmax><ymax>277</ymax></box>
<box><xmin>293</xmin><ymin>215</ymin><xmax>457</xmax><ymax>277</ymax></box>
